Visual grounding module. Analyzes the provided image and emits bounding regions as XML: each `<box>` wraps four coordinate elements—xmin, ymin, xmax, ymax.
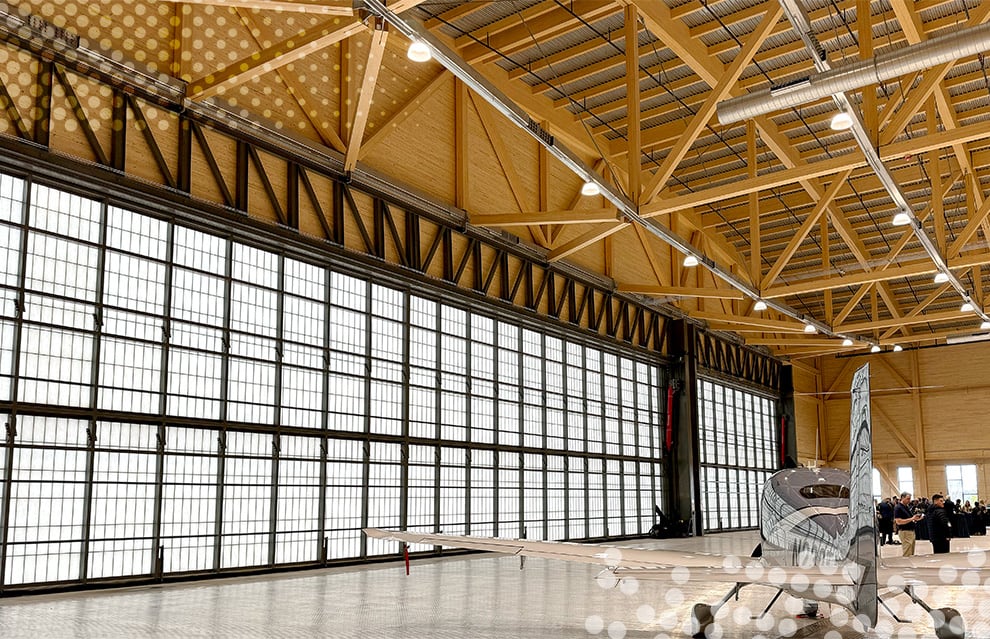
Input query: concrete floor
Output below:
<box><xmin>1</xmin><ymin>531</ymin><xmax>989</xmax><ymax>638</ymax></box>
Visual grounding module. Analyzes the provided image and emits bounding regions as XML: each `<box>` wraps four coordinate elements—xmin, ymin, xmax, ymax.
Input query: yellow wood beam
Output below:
<box><xmin>160</xmin><ymin>0</ymin><xmax>353</xmax><ymax>14</ymax></box>
<box><xmin>472</xmin><ymin>209</ymin><xmax>618</xmax><ymax>227</ymax></box>
<box><xmin>640</xmin><ymin>2</ymin><xmax>782</xmax><ymax>203</ymax></box>
<box><xmin>621</xmin><ymin>286</ymin><xmax>743</xmax><ymax>299</ymax></box>
<box><xmin>625</xmin><ymin>4</ymin><xmax>641</xmax><ymax>203</ymax></box>
<box><xmin>764</xmin><ymin>262</ymin><xmax>934</xmax><ymax>298</ymax></box>
<box><xmin>343</xmin><ymin>23</ymin><xmax>389</xmax><ymax>172</ymax></box>
<box><xmin>761</xmin><ymin>169</ymin><xmax>850</xmax><ymax>289</ymax></box>
<box><xmin>235</xmin><ymin>10</ymin><xmax>347</xmax><ymax>152</ymax></box>
<box><xmin>189</xmin><ymin>18</ymin><xmax>365</xmax><ymax>100</ymax></box>
<box><xmin>839</xmin><ymin>309</ymin><xmax>967</xmax><ymax>333</ymax></box>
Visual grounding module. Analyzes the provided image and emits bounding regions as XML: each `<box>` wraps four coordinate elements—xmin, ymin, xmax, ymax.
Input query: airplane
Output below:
<box><xmin>366</xmin><ymin>363</ymin><xmax>985</xmax><ymax>639</ymax></box>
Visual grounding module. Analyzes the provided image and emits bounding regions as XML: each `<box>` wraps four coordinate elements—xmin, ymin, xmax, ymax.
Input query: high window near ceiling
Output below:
<box><xmin>897</xmin><ymin>466</ymin><xmax>915</xmax><ymax>497</ymax></box>
<box><xmin>697</xmin><ymin>379</ymin><xmax>778</xmax><ymax>532</ymax></box>
<box><xmin>0</xmin><ymin>173</ymin><xmax>668</xmax><ymax>590</ymax></box>
<box><xmin>945</xmin><ymin>465</ymin><xmax>978</xmax><ymax>504</ymax></box>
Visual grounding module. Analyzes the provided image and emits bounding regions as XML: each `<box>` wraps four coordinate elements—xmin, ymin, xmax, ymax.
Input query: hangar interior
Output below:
<box><xmin>0</xmin><ymin>0</ymin><xmax>989</xmax><ymax>631</ymax></box>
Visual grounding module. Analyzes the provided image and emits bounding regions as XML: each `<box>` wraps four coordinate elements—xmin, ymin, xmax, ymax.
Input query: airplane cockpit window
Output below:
<box><xmin>799</xmin><ymin>485</ymin><xmax>850</xmax><ymax>499</ymax></box>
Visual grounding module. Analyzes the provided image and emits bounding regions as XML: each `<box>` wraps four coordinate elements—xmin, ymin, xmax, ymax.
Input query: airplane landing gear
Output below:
<box><xmin>893</xmin><ymin>586</ymin><xmax>966</xmax><ymax>639</ymax></box>
<box><xmin>691</xmin><ymin>603</ymin><xmax>714</xmax><ymax>637</ymax></box>
<box><xmin>931</xmin><ymin>607</ymin><xmax>965</xmax><ymax>639</ymax></box>
<box><xmin>690</xmin><ymin>583</ymin><xmax>746</xmax><ymax>638</ymax></box>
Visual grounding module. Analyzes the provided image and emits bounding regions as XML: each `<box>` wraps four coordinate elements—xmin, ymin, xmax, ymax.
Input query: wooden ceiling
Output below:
<box><xmin>10</xmin><ymin>0</ymin><xmax>990</xmax><ymax>359</ymax></box>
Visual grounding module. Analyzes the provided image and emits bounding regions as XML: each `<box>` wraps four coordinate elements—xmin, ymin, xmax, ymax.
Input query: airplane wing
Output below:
<box><xmin>879</xmin><ymin>552</ymin><xmax>990</xmax><ymax>586</ymax></box>
<box><xmin>364</xmin><ymin>528</ymin><xmax>855</xmax><ymax>586</ymax></box>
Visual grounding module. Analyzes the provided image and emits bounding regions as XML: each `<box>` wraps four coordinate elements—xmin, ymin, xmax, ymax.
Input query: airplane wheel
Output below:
<box><xmin>802</xmin><ymin>601</ymin><xmax>819</xmax><ymax>617</ymax></box>
<box><xmin>931</xmin><ymin>607</ymin><xmax>965</xmax><ymax>639</ymax></box>
<box><xmin>691</xmin><ymin>603</ymin><xmax>714</xmax><ymax>638</ymax></box>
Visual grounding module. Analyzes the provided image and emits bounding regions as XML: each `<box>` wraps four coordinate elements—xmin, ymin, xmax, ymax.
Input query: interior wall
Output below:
<box><xmin>793</xmin><ymin>344</ymin><xmax>990</xmax><ymax>502</ymax></box>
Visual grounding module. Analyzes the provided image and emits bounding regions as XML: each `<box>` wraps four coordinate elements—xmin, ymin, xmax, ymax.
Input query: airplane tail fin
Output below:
<box><xmin>841</xmin><ymin>363</ymin><xmax>878</xmax><ymax>627</ymax></box>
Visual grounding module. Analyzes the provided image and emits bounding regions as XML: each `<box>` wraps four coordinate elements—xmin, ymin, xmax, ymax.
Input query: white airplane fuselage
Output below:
<box><xmin>758</xmin><ymin>466</ymin><xmax>867</xmax><ymax>612</ymax></box>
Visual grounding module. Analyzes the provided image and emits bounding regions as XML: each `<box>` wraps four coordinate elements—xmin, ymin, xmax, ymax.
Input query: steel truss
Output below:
<box><xmin>0</xmin><ymin>32</ymin><xmax>673</xmax><ymax>351</ymax></box>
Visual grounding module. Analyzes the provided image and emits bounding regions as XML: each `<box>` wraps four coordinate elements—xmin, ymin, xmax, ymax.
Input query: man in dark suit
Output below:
<box><xmin>929</xmin><ymin>493</ymin><xmax>953</xmax><ymax>554</ymax></box>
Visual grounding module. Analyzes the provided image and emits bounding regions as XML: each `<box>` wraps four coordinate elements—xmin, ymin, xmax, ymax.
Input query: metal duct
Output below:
<box><xmin>717</xmin><ymin>22</ymin><xmax>990</xmax><ymax>125</ymax></box>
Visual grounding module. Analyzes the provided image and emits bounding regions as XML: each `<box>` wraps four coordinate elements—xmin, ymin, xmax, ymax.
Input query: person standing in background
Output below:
<box><xmin>894</xmin><ymin>491</ymin><xmax>924</xmax><ymax>556</ymax></box>
<box><xmin>929</xmin><ymin>494</ymin><xmax>953</xmax><ymax>554</ymax></box>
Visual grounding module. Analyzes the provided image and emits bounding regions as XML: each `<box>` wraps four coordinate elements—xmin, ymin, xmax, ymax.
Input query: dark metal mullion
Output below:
<box><xmin>358</xmin><ymin>278</ymin><xmax>372</xmax><ymax>559</ymax></box>
<box><xmin>491</xmin><ymin>323</ymin><xmax>499</xmax><ymax>537</ymax></box>
<box><xmin>515</xmin><ymin>326</ymin><xmax>524</xmax><ymax>538</ymax></box>
<box><xmin>398</xmin><ymin>288</ymin><xmax>410</xmax><ymax>536</ymax></box>
<box><xmin>561</xmin><ymin>343</ymin><xmax>570</xmax><ymax>541</ymax></box>
<box><xmin>615</xmin><ymin>359</ymin><xmax>626</xmax><ymax>537</ymax></box>
<box><xmin>33</xmin><ymin>60</ymin><xmax>52</xmax><ymax>147</ymax></box>
<box><xmin>598</xmin><ymin>352</ymin><xmax>610</xmax><ymax>537</ymax></box>
<box><xmin>110</xmin><ymin>89</ymin><xmax>127</xmax><ymax>171</ymax></box>
<box><xmin>580</xmin><ymin>345</ymin><xmax>590</xmax><ymax>538</ymax></box>
<box><xmin>213</xmin><ymin>236</ymin><xmax>234</xmax><ymax>572</ymax></box>
<box><xmin>463</xmin><ymin>312</ymin><xmax>472</xmax><ymax>535</ymax></box>
<box><xmin>150</xmin><ymin>220</ymin><xmax>174</xmax><ymax>580</ymax></box>
<box><xmin>79</xmin><ymin>197</ymin><xmax>110</xmax><ymax>581</ymax></box>
<box><xmin>539</xmin><ymin>333</ymin><xmax>548</xmax><ymax>540</ymax></box>
<box><xmin>176</xmin><ymin>118</ymin><xmax>192</xmax><ymax>194</ymax></box>
<box><xmin>268</xmin><ymin>254</ymin><xmax>285</xmax><ymax>567</ymax></box>
<box><xmin>285</xmin><ymin>163</ymin><xmax>299</xmax><ymax>230</ymax></box>
<box><xmin>269</xmin><ymin>432</ymin><xmax>279</xmax><ymax>567</ymax></box>
<box><xmin>317</xmin><ymin>263</ymin><xmax>331</xmax><ymax>565</ymax></box>
<box><xmin>0</xmin><ymin>177</ymin><xmax>31</xmax><ymax>588</ymax></box>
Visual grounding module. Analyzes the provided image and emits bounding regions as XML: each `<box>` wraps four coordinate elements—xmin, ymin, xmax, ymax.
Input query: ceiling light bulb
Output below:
<box><xmin>870</xmin><ymin>345</ymin><xmax>881</xmax><ymax>353</ymax></box>
<box><xmin>933</xmin><ymin>272</ymin><xmax>950</xmax><ymax>284</ymax></box>
<box><xmin>829</xmin><ymin>111</ymin><xmax>853</xmax><ymax>131</ymax></box>
<box><xmin>891</xmin><ymin>212</ymin><xmax>912</xmax><ymax>226</ymax></box>
<box><xmin>893</xmin><ymin>344</ymin><xmax>903</xmax><ymax>352</ymax></box>
<box><xmin>981</xmin><ymin>320</ymin><xmax>990</xmax><ymax>330</ymax></box>
<box><xmin>407</xmin><ymin>40</ymin><xmax>432</xmax><ymax>62</ymax></box>
<box><xmin>803</xmin><ymin>323</ymin><xmax>816</xmax><ymax>334</ymax></box>
<box><xmin>682</xmin><ymin>255</ymin><xmax>699</xmax><ymax>267</ymax></box>
<box><xmin>961</xmin><ymin>302</ymin><xmax>975</xmax><ymax>313</ymax></box>
<box><xmin>580</xmin><ymin>181</ymin><xmax>600</xmax><ymax>197</ymax></box>
<box><xmin>842</xmin><ymin>338</ymin><xmax>853</xmax><ymax>347</ymax></box>
<box><xmin>753</xmin><ymin>300</ymin><xmax>767</xmax><ymax>312</ymax></box>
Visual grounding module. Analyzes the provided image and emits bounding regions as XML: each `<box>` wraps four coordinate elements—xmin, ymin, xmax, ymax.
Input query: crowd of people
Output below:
<box><xmin>876</xmin><ymin>492</ymin><xmax>988</xmax><ymax>556</ymax></box>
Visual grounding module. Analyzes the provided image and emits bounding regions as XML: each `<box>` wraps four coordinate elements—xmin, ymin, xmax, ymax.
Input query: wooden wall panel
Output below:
<box><xmin>361</xmin><ymin>80</ymin><xmax>455</xmax><ymax>207</ymax></box>
<box><xmin>797</xmin><ymin>343</ymin><xmax>990</xmax><ymax>500</ymax></box>
<box><xmin>790</xmin><ymin>363</ymin><xmax>821</xmax><ymax>464</ymax></box>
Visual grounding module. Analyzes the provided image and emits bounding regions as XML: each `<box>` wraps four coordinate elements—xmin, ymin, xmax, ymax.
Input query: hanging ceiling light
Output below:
<box><xmin>933</xmin><ymin>272</ymin><xmax>950</xmax><ymax>284</ymax></box>
<box><xmin>893</xmin><ymin>344</ymin><xmax>903</xmax><ymax>352</ymax></box>
<box><xmin>842</xmin><ymin>338</ymin><xmax>853</xmax><ymax>346</ymax></box>
<box><xmin>580</xmin><ymin>181</ymin><xmax>600</xmax><ymax>197</ymax></box>
<box><xmin>891</xmin><ymin>211</ymin><xmax>912</xmax><ymax>226</ymax></box>
<box><xmin>803</xmin><ymin>323</ymin><xmax>817</xmax><ymax>334</ymax></box>
<box><xmin>407</xmin><ymin>40</ymin><xmax>432</xmax><ymax>62</ymax></box>
<box><xmin>870</xmin><ymin>344</ymin><xmax>881</xmax><ymax>353</ymax></box>
<box><xmin>829</xmin><ymin>111</ymin><xmax>853</xmax><ymax>131</ymax></box>
<box><xmin>753</xmin><ymin>300</ymin><xmax>768</xmax><ymax>312</ymax></box>
<box><xmin>961</xmin><ymin>301</ymin><xmax>975</xmax><ymax>312</ymax></box>
<box><xmin>682</xmin><ymin>255</ymin><xmax>699</xmax><ymax>267</ymax></box>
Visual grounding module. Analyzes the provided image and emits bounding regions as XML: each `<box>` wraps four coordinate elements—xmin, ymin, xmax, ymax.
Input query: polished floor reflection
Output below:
<box><xmin>1</xmin><ymin>531</ymin><xmax>989</xmax><ymax>638</ymax></box>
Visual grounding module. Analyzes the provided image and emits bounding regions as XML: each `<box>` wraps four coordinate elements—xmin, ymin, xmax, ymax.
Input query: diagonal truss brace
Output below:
<box><xmin>777</xmin><ymin>0</ymin><xmax>990</xmax><ymax>328</ymax></box>
<box><xmin>358</xmin><ymin>0</ymin><xmax>868</xmax><ymax>343</ymax></box>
